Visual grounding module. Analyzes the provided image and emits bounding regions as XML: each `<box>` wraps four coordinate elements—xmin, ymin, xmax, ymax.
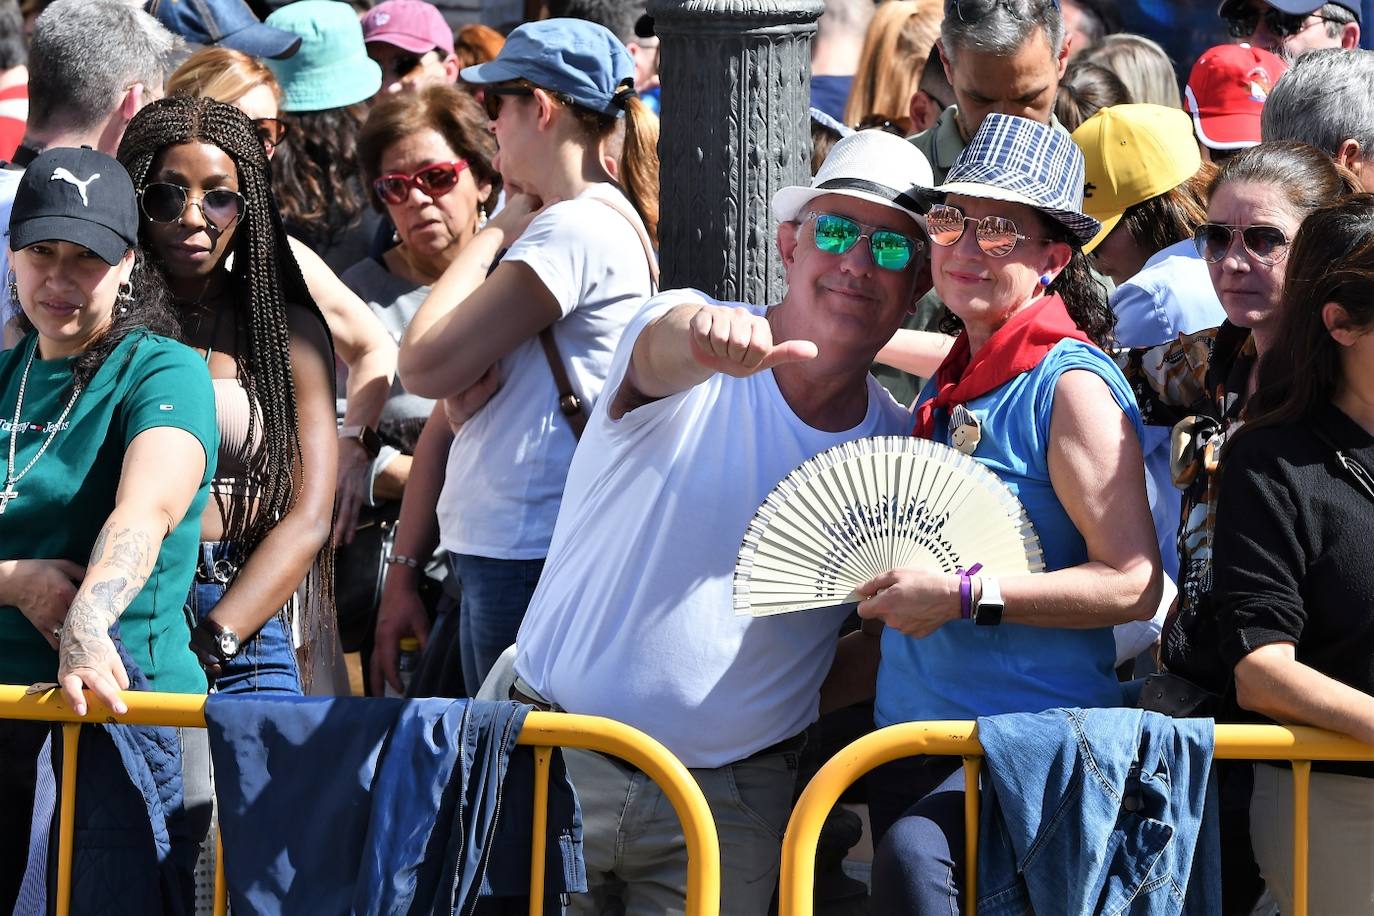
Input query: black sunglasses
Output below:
<box><xmin>1193</xmin><ymin>222</ymin><xmax>1289</xmax><ymax>265</ymax></box>
<box><xmin>1223</xmin><ymin>4</ymin><xmax>1336</xmax><ymax>38</ymax></box>
<box><xmin>482</xmin><ymin>86</ymin><xmax>534</xmax><ymax>121</ymax></box>
<box><xmin>139</xmin><ymin>182</ymin><xmax>246</xmax><ymax>229</ymax></box>
<box><xmin>384</xmin><ymin>49</ymin><xmax>439</xmax><ymax>80</ymax></box>
<box><xmin>253</xmin><ymin>117</ymin><xmax>289</xmax><ymax>150</ymax></box>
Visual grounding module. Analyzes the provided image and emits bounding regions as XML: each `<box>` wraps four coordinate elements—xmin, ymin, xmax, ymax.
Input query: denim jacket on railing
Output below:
<box><xmin>976</xmin><ymin>707</ymin><xmax>1220</xmax><ymax>916</ymax></box>
<box><xmin>204</xmin><ymin>695</ymin><xmax>584</xmax><ymax>915</ymax></box>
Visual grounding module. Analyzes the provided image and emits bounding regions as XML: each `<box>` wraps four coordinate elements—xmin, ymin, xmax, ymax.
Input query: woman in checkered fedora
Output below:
<box><xmin>857</xmin><ymin>113</ymin><xmax>1165</xmax><ymax>914</ymax></box>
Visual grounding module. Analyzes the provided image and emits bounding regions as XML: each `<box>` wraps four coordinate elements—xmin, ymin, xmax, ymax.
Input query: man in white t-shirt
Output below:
<box><xmin>513</xmin><ymin>129</ymin><xmax>935</xmax><ymax>915</ymax></box>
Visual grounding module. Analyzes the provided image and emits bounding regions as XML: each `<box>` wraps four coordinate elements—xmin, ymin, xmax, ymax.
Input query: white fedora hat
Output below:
<box><xmin>772</xmin><ymin>129</ymin><xmax>935</xmax><ymax>226</ymax></box>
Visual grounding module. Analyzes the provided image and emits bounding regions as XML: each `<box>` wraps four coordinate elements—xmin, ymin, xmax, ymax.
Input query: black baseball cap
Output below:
<box><xmin>9</xmin><ymin>148</ymin><xmax>141</xmax><ymax>266</ymax></box>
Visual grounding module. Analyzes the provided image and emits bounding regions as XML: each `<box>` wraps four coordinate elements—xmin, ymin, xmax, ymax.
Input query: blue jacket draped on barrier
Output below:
<box><xmin>204</xmin><ymin>695</ymin><xmax>585</xmax><ymax>916</ymax></box>
<box><xmin>976</xmin><ymin>707</ymin><xmax>1220</xmax><ymax>916</ymax></box>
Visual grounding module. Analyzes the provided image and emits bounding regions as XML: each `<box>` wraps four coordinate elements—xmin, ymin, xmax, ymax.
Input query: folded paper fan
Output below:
<box><xmin>734</xmin><ymin>436</ymin><xmax>1044</xmax><ymax>617</ymax></box>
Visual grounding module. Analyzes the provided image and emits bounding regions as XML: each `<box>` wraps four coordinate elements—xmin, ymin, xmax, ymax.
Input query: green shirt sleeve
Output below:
<box><xmin>117</xmin><ymin>334</ymin><xmax>219</xmax><ymax>482</ymax></box>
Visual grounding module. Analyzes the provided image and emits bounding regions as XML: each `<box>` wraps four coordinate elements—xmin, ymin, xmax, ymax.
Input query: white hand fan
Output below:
<box><xmin>733</xmin><ymin>436</ymin><xmax>1044</xmax><ymax>617</ymax></box>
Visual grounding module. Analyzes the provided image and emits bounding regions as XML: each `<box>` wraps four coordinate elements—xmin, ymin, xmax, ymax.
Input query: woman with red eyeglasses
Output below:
<box><xmin>343</xmin><ymin>84</ymin><xmax>499</xmax><ymax>695</ymax></box>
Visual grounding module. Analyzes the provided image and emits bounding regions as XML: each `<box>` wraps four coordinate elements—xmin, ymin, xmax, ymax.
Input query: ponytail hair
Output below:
<box><xmin>614</xmin><ymin>94</ymin><xmax>660</xmax><ymax>249</ymax></box>
<box><xmin>520</xmin><ymin>77</ymin><xmax>661</xmax><ymax>248</ymax></box>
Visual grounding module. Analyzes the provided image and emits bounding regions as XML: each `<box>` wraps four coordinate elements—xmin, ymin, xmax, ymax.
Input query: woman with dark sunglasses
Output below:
<box><xmin>342</xmin><ymin>85</ymin><xmax>500</xmax><ymax>695</ymax></box>
<box><xmin>393</xmin><ymin>19</ymin><xmax>659</xmax><ymax>697</ymax></box>
<box><xmin>116</xmin><ymin>96</ymin><xmax>339</xmax><ymax>695</ymax></box>
<box><xmin>1211</xmin><ymin>194</ymin><xmax>1374</xmax><ymax>916</ymax></box>
<box><xmin>1098</xmin><ymin>142</ymin><xmax>1361</xmax><ymax>915</ymax></box>
<box><xmin>167</xmin><ymin>46</ymin><xmax>403</xmax><ymax>560</ymax></box>
<box><xmin>856</xmin><ymin>114</ymin><xmax>1163</xmax><ymax>914</ymax></box>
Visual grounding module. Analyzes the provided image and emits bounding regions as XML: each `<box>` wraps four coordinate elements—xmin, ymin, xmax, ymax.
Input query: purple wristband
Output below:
<box><xmin>957</xmin><ymin>562</ymin><xmax>984</xmax><ymax>620</ymax></box>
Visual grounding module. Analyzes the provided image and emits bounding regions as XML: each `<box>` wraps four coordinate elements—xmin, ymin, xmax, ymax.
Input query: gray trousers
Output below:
<box><xmin>564</xmin><ymin>742</ymin><xmax>801</xmax><ymax>916</ymax></box>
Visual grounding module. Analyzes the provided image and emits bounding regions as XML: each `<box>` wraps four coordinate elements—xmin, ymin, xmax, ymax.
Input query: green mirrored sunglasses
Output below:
<box><xmin>807</xmin><ymin>212</ymin><xmax>923</xmax><ymax>272</ymax></box>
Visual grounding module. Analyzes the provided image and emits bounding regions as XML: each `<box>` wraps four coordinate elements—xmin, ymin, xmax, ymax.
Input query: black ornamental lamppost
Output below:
<box><xmin>650</xmin><ymin>0</ymin><xmax>825</xmax><ymax>304</ymax></box>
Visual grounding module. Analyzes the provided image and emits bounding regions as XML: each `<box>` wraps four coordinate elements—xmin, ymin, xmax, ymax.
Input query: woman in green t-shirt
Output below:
<box><xmin>0</xmin><ymin>146</ymin><xmax>218</xmax><ymax>709</ymax></box>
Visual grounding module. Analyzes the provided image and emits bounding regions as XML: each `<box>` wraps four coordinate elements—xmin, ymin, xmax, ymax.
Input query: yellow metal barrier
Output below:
<box><xmin>778</xmin><ymin>720</ymin><xmax>1374</xmax><ymax>916</ymax></box>
<box><xmin>0</xmin><ymin>686</ymin><xmax>722</xmax><ymax>916</ymax></box>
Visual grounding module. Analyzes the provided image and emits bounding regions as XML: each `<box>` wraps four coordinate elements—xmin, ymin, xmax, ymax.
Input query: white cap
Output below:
<box><xmin>772</xmin><ymin>129</ymin><xmax>935</xmax><ymax>226</ymax></box>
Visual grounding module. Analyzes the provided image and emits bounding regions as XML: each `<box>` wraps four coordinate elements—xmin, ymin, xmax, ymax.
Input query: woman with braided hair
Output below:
<box><xmin>117</xmin><ymin>96</ymin><xmax>338</xmax><ymax>694</ymax></box>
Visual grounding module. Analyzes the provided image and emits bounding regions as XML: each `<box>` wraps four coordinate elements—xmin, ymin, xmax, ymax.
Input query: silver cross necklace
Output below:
<box><xmin>1</xmin><ymin>340</ymin><xmax>83</xmax><ymax>515</ymax></box>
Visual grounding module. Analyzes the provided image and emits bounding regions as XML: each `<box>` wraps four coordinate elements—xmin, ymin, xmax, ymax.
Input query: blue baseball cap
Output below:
<box><xmin>460</xmin><ymin>19</ymin><xmax>634</xmax><ymax>117</ymax></box>
<box><xmin>149</xmin><ymin>0</ymin><xmax>302</xmax><ymax>60</ymax></box>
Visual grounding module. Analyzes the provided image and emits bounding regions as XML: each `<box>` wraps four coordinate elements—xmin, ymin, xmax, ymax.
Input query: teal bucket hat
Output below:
<box><xmin>265</xmin><ymin>0</ymin><xmax>383</xmax><ymax>112</ymax></box>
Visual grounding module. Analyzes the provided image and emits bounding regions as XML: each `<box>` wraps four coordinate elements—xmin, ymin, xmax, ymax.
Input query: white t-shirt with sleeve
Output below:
<box><xmin>514</xmin><ymin>289</ymin><xmax>914</xmax><ymax>768</ymax></box>
<box><xmin>435</xmin><ymin>183</ymin><xmax>652</xmax><ymax>559</ymax></box>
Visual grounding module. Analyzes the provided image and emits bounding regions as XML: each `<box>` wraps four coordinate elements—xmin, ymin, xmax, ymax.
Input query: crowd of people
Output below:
<box><xmin>0</xmin><ymin>0</ymin><xmax>1373</xmax><ymax>913</ymax></box>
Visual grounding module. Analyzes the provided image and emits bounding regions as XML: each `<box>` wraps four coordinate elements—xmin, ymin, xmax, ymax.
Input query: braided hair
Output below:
<box><xmin>116</xmin><ymin>97</ymin><xmax>334</xmax><ymax>624</ymax></box>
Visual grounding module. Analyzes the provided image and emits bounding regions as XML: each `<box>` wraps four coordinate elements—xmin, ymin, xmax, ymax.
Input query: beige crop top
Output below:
<box><xmin>211</xmin><ymin>376</ymin><xmax>266</xmax><ymax>500</ymax></box>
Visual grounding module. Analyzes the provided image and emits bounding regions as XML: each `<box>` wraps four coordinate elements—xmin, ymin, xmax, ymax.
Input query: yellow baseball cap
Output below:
<box><xmin>1071</xmin><ymin>104</ymin><xmax>1203</xmax><ymax>254</ymax></box>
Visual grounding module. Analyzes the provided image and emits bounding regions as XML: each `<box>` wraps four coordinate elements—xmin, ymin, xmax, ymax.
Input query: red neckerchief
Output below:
<box><xmin>912</xmin><ymin>293</ymin><xmax>1093</xmax><ymax>439</ymax></box>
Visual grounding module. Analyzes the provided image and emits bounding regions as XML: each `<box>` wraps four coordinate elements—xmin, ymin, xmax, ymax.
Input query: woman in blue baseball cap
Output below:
<box><xmin>384</xmin><ymin>19</ymin><xmax>659</xmax><ymax>697</ymax></box>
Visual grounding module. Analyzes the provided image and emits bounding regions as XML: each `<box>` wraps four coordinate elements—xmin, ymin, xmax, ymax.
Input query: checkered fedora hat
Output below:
<box><xmin>935</xmin><ymin>113</ymin><xmax>1101</xmax><ymax>246</ymax></box>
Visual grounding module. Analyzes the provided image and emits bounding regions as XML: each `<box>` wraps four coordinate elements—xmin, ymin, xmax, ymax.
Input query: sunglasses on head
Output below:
<box><xmin>807</xmin><ymin>211</ymin><xmax>923</xmax><ymax>271</ymax></box>
<box><xmin>253</xmin><ymin>117</ymin><xmax>289</xmax><ymax>150</ymax></box>
<box><xmin>926</xmin><ymin>203</ymin><xmax>1048</xmax><ymax>257</ymax></box>
<box><xmin>946</xmin><ymin>0</ymin><xmax>1059</xmax><ymax>22</ymax></box>
<box><xmin>372</xmin><ymin>160</ymin><xmax>470</xmax><ymax>205</ymax></box>
<box><xmin>1223</xmin><ymin>4</ymin><xmax>1336</xmax><ymax>37</ymax></box>
<box><xmin>139</xmin><ymin>182</ymin><xmax>245</xmax><ymax>229</ymax></box>
<box><xmin>1193</xmin><ymin>222</ymin><xmax>1289</xmax><ymax>265</ymax></box>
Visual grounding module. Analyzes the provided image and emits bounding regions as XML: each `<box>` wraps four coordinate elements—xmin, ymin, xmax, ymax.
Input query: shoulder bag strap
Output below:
<box><xmin>539</xmin><ymin>327</ymin><xmax>587</xmax><ymax>440</ymax></box>
<box><xmin>537</xmin><ymin>190</ymin><xmax>659</xmax><ymax>441</ymax></box>
<box><xmin>588</xmin><ymin>192</ymin><xmax>660</xmax><ymax>292</ymax></box>
<box><xmin>1309</xmin><ymin>420</ymin><xmax>1374</xmax><ymax>504</ymax></box>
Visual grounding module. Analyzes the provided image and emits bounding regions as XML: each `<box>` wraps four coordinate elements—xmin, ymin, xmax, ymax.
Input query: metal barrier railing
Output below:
<box><xmin>0</xmin><ymin>686</ymin><xmax>722</xmax><ymax>916</ymax></box>
<box><xmin>778</xmin><ymin>720</ymin><xmax>1374</xmax><ymax>916</ymax></box>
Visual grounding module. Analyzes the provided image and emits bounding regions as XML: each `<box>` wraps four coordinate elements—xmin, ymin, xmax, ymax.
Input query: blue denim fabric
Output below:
<box><xmin>977</xmin><ymin>708</ymin><xmax>1220</xmax><ymax>916</ymax></box>
<box><xmin>870</xmin><ymin>758</ymin><xmax>968</xmax><ymax>915</ymax></box>
<box><xmin>203</xmin><ymin>695</ymin><xmax>584</xmax><ymax>915</ymax></box>
<box><xmin>450</xmin><ymin>553</ymin><xmax>545</xmax><ymax>695</ymax></box>
<box><xmin>186</xmin><ymin>541</ymin><xmax>300</xmax><ymax>695</ymax></box>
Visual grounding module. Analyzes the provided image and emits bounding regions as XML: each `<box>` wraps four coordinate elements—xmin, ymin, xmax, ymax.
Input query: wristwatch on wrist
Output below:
<box><xmin>972</xmin><ymin>575</ymin><xmax>1005</xmax><ymax>627</ymax></box>
<box><xmin>191</xmin><ymin>617</ymin><xmax>241</xmax><ymax>664</ymax></box>
<box><xmin>339</xmin><ymin>424</ymin><xmax>382</xmax><ymax>459</ymax></box>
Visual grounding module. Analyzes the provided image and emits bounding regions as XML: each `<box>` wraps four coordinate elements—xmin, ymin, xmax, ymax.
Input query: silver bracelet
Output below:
<box><xmin>386</xmin><ymin>554</ymin><xmax>421</xmax><ymax>569</ymax></box>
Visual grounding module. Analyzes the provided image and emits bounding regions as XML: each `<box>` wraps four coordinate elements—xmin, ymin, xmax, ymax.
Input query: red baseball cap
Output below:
<box><xmin>361</xmin><ymin>0</ymin><xmax>454</xmax><ymax>56</ymax></box>
<box><xmin>1185</xmin><ymin>44</ymin><xmax>1288</xmax><ymax>151</ymax></box>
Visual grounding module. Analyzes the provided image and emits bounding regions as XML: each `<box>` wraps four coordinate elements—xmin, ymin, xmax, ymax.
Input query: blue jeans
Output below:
<box><xmin>186</xmin><ymin>542</ymin><xmax>301</xmax><ymax>695</ymax></box>
<box><xmin>447</xmin><ymin>553</ymin><xmax>544</xmax><ymax>696</ymax></box>
<box><xmin>868</xmin><ymin>755</ymin><xmax>967</xmax><ymax>915</ymax></box>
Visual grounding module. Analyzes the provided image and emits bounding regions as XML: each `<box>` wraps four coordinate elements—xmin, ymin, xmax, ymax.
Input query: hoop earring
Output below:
<box><xmin>6</xmin><ymin>270</ymin><xmax>16</xmax><ymax>307</ymax></box>
<box><xmin>117</xmin><ymin>280</ymin><xmax>134</xmax><ymax>314</ymax></box>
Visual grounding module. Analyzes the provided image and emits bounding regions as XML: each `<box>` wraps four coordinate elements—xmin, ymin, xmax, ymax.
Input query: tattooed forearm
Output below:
<box><xmin>60</xmin><ymin>523</ymin><xmax>159</xmax><ymax>673</ymax></box>
<box><xmin>88</xmin><ymin>522</ymin><xmax>154</xmax><ymax>583</ymax></box>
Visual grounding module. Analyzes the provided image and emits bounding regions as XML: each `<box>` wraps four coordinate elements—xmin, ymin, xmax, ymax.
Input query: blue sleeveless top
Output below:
<box><xmin>875</xmin><ymin>339</ymin><xmax>1144</xmax><ymax>725</ymax></box>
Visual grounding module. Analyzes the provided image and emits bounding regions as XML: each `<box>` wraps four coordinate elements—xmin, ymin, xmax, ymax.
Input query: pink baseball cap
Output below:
<box><xmin>362</xmin><ymin>0</ymin><xmax>454</xmax><ymax>56</ymax></box>
<box><xmin>1185</xmin><ymin>44</ymin><xmax>1287</xmax><ymax>151</ymax></box>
